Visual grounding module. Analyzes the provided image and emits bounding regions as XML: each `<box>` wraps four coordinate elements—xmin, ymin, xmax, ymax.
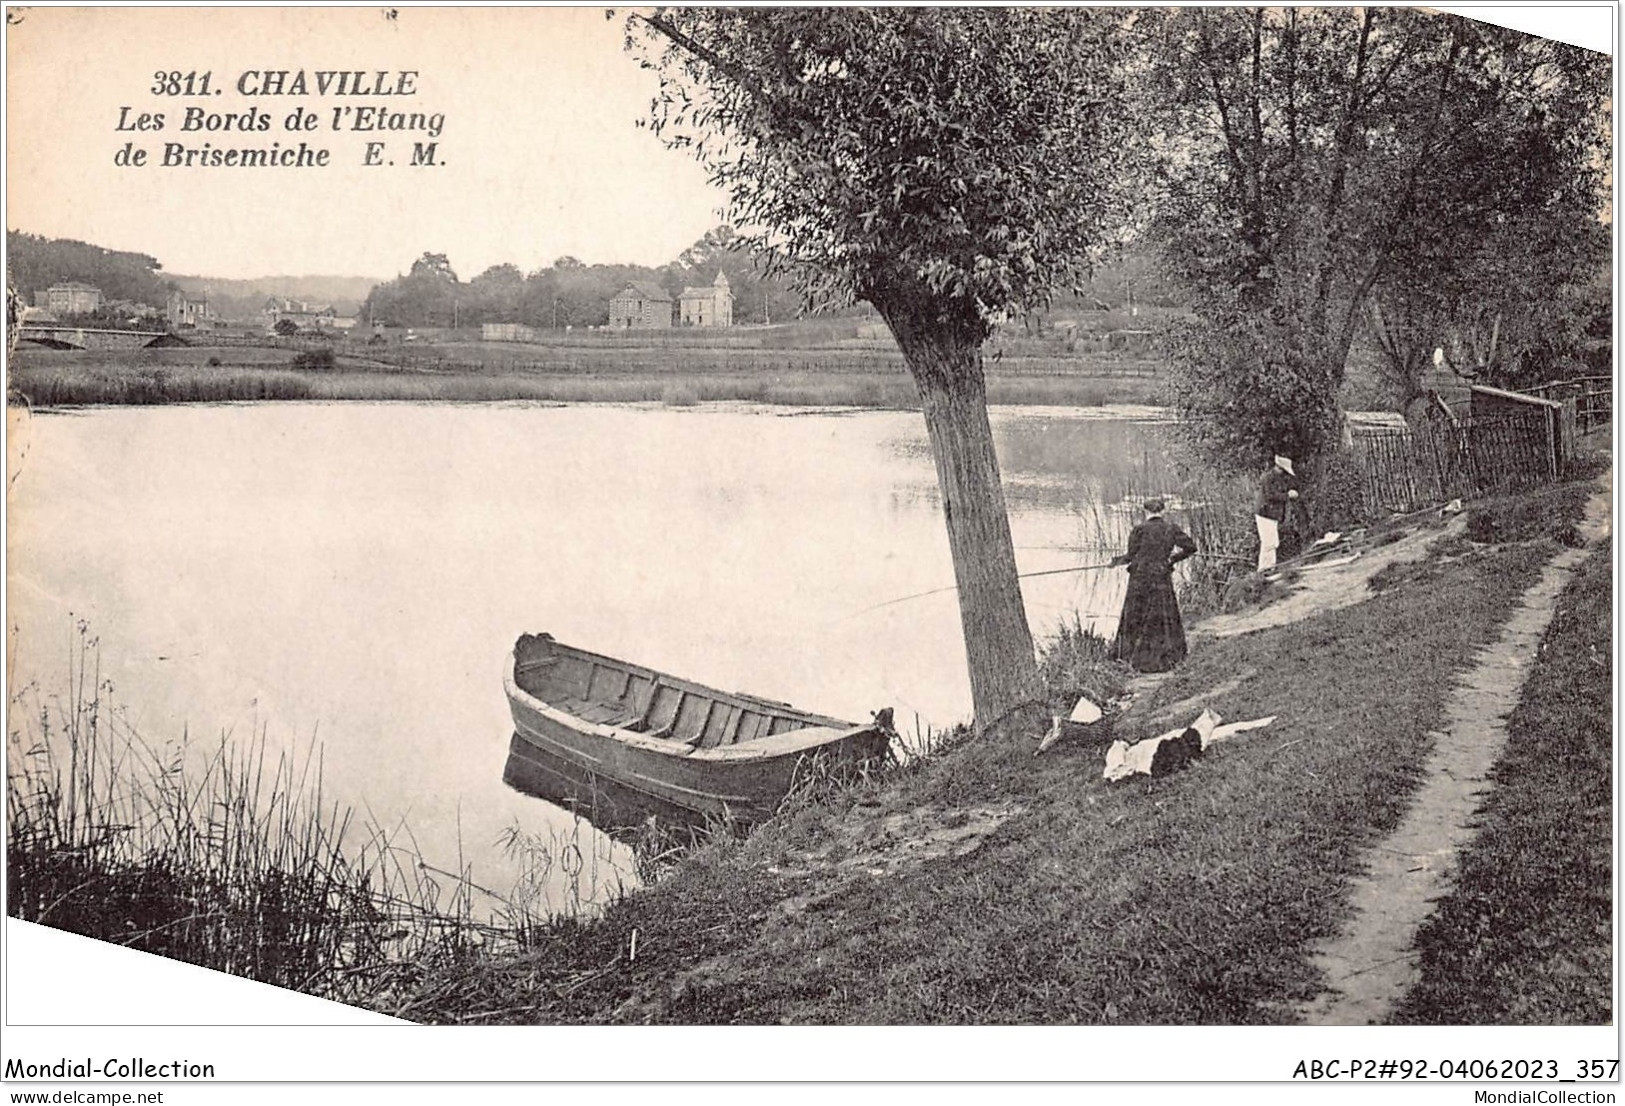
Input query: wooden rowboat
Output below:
<box><xmin>502</xmin><ymin>633</ymin><xmax>893</xmax><ymax>833</ymax></box>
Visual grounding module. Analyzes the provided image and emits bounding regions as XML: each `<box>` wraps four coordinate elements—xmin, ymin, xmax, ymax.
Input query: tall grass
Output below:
<box><xmin>12</xmin><ymin>366</ymin><xmax>317</xmax><ymax>405</ymax></box>
<box><xmin>1036</xmin><ymin>616</ymin><xmax>1122</xmax><ymax>708</ymax></box>
<box><xmin>5</xmin><ymin>626</ymin><xmax>627</xmax><ymax>1012</ymax></box>
<box><xmin>1061</xmin><ymin>434</ymin><xmax>1260</xmax><ymax>618</ymax></box>
<box><xmin>6</xmin><ymin>633</ymin><xmax>384</xmax><ymax>999</ymax></box>
<box><xmin>660</xmin><ymin>382</ymin><xmax>700</xmax><ymax>407</ymax></box>
<box><xmin>9</xmin><ymin>359</ymin><xmax>1166</xmax><ymax>410</ymax></box>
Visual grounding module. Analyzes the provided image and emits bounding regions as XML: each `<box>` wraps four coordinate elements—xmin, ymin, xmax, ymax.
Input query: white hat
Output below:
<box><xmin>1274</xmin><ymin>455</ymin><xmax>1295</xmax><ymax>476</ymax></box>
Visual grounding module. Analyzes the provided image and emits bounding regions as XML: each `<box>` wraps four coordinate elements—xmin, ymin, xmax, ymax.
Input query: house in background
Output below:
<box><xmin>608</xmin><ymin>282</ymin><xmax>674</xmax><ymax>329</ymax></box>
<box><xmin>264</xmin><ymin>296</ymin><xmax>338</xmax><ymax>332</ymax></box>
<box><xmin>34</xmin><ymin>282</ymin><xmax>102</xmax><ymax>315</ymax></box>
<box><xmin>679</xmin><ymin>271</ymin><xmax>733</xmax><ymax>327</ymax></box>
<box><xmin>167</xmin><ymin>290</ymin><xmax>215</xmax><ymax>330</ymax></box>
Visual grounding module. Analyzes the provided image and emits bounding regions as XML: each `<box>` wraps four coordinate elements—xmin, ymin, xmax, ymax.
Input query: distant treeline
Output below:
<box><xmin>360</xmin><ymin>225</ymin><xmax>1189</xmax><ymax>331</ymax></box>
<box><xmin>7</xmin><ymin>223</ymin><xmax>1186</xmax><ymax>332</ymax></box>
<box><xmin>6</xmin><ymin>231</ymin><xmax>176</xmax><ymax>308</ymax></box>
<box><xmin>361</xmin><ymin>226</ymin><xmax>809</xmax><ymax>330</ymax></box>
<box><xmin>169</xmin><ymin>274</ymin><xmax>378</xmax><ymax>321</ymax></box>
<box><xmin>6</xmin><ymin>233</ymin><xmax>376</xmax><ymax>322</ymax></box>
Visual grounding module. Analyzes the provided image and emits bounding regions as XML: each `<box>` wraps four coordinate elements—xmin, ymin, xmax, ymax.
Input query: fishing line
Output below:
<box><xmin>849</xmin><ymin>560</ymin><xmax>1122</xmax><ymax>616</ymax></box>
<box><xmin>852</xmin><ymin>546</ymin><xmax>1262</xmax><ymax>617</ymax></box>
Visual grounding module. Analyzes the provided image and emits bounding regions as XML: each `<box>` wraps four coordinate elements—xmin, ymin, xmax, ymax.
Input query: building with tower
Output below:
<box><xmin>678</xmin><ymin>271</ymin><xmax>734</xmax><ymax>327</ymax></box>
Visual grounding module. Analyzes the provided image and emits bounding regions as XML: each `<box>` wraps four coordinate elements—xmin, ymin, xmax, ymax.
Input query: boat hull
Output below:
<box><xmin>502</xmin><ymin>635</ymin><xmax>891</xmax><ymax>834</ymax></box>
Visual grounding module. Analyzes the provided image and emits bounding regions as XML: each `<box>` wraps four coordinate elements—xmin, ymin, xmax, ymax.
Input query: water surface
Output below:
<box><xmin>6</xmin><ymin>402</ymin><xmax>1168</xmax><ymax>904</ymax></box>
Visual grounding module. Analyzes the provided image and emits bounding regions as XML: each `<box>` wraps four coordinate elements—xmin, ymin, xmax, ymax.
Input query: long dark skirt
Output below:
<box><xmin>1112</xmin><ymin>569</ymin><xmax>1187</xmax><ymax>673</ymax></box>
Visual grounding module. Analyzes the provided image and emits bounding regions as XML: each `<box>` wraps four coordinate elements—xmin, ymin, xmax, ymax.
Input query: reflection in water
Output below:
<box><xmin>879</xmin><ymin>405</ymin><xmax>1180</xmax><ymax>516</ymax></box>
<box><xmin>7</xmin><ymin>401</ymin><xmax>1170</xmax><ymax>908</ymax></box>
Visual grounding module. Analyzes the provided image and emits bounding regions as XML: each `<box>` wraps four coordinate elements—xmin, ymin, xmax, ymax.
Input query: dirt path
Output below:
<box><xmin>1297</xmin><ymin>470</ymin><xmax>1612</xmax><ymax>1025</ymax></box>
<box><xmin>1116</xmin><ymin>509</ymin><xmax>1468</xmax><ymax>728</ymax></box>
<box><xmin>1197</xmin><ymin>514</ymin><xmax>1468</xmax><ymax>640</ymax></box>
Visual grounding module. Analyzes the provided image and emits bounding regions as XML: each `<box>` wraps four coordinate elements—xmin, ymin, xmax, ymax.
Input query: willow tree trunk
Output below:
<box><xmin>885</xmin><ymin>314</ymin><xmax>1037</xmax><ymax>730</ymax></box>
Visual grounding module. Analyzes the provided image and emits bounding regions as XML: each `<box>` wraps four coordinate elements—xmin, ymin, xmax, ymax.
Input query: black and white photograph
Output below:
<box><xmin>2</xmin><ymin>3</ymin><xmax>1616</xmax><ymax>1100</ymax></box>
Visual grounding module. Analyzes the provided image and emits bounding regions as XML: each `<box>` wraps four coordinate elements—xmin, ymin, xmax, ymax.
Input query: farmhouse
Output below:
<box><xmin>608</xmin><ymin>282</ymin><xmax>674</xmax><ymax>329</ymax></box>
<box><xmin>167</xmin><ymin>290</ymin><xmax>215</xmax><ymax>330</ymax></box>
<box><xmin>34</xmin><ymin>282</ymin><xmax>102</xmax><ymax>315</ymax></box>
<box><xmin>264</xmin><ymin>296</ymin><xmax>337</xmax><ymax>332</ymax></box>
<box><xmin>678</xmin><ymin>270</ymin><xmax>733</xmax><ymax>327</ymax></box>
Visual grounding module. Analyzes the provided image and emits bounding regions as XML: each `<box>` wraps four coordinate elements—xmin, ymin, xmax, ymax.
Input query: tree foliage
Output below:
<box><xmin>1164</xmin><ymin>299</ymin><xmax>1344</xmax><ymax>469</ymax></box>
<box><xmin>467</xmin><ymin>263</ymin><xmax>526</xmax><ymax>325</ymax></box>
<box><xmin>628</xmin><ymin>9</ymin><xmax>1144</xmax><ymax>725</ymax></box>
<box><xmin>5</xmin><ymin>231</ymin><xmax>175</xmax><ymax>308</ymax></box>
<box><xmin>364</xmin><ymin>251</ymin><xmax>462</xmax><ymax>327</ymax></box>
<box><xmin>1148</xmin><ymin>7</ymin><xmax>1609</xmax><ymax>472</ymax></box>
<box><xmin>1368</xmin><ymin>208</ymin><xmax>1611</xmax><ymax>407</ymax></box>
<box><xmin>409</xmin><ymin>252</ymin><xmax>459</xmax><ymax>284</ymax></box>
<box><xmin>672</xmin><ymin>224</ymin><xmax>800</xmax><ymax>324</ymax></box>
<box><xmin>628</xmin><ymin>8</ymin><xmax>1140</xmax><ymax>335</ymax></box>
<box><xmin>354</xmin><ymin>228</ymin><xmax>804</xmax><ymax>329</ymax></box>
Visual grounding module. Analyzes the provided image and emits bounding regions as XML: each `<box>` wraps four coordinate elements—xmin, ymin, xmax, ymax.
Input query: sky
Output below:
<box><xmin>2</xmin><ymin>6</ymin><xmax>1614</xmax><ymax>283</ymax></box>
<box><xmin>5</xmin><ymin>6</ymin><xmax>730</xmax><ymax>280</ymax></box>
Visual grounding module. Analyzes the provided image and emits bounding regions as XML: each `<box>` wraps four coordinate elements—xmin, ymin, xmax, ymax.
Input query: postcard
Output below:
<box><xmin>3</xmin><ymin>5</ymin><xmax>1615</xmax><ymax>1101</ymax></box>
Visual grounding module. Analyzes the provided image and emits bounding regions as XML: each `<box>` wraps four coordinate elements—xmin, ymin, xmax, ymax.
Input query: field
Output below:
<box><xmin>7</xmin><ymin>328</ymin><xmax>1168</xmax><ymax>409</ymax></box>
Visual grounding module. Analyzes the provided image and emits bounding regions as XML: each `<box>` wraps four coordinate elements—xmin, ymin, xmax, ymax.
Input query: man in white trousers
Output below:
<box><xmin>1255</xmin><ymin>455</ymin><xmax>1299</xmax><ymax>572</ymax></box>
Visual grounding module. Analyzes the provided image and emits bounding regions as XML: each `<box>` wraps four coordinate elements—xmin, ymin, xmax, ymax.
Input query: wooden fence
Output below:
<box><xmin>1527</xmin><ymin>375</ymin><xmax>1613</xmax><ymax>435</ymax></box>
<box><xmin>1348</xmin><ymin>412</ymin><xmax>1555</xmax><ymax>517</ymax></box>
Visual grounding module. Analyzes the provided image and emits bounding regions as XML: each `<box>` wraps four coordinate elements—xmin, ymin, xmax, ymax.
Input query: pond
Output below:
<box><xmin>6</xmin><ymin>401</ymin><xmax>1174</xmax><ymax>910</ymax></box>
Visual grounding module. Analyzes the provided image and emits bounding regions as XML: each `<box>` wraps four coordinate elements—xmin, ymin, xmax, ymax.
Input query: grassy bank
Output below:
<box><xmin>1391</xmin><ymin>537</ymin><xmax>1613</xmax><ymax>1025</ymax></box>
<box><xmin>393</xmin><ymin>508</ymin><xmax>1573</xmax><ymax>1024</ymax></box>
<box><xmin>8</xmin><ymin>346</ymin><xmax>1166</xmax><ymax>409</ymax></box>
<box><xmin>4</xmin><ymin>629</ymin><xmax>616</xmax><ymax>1008</ymax></box>
<box><xmin>9</xmin><ymin>463</ymin><xmax>1601</xmax><ymax>1024</ymax></box>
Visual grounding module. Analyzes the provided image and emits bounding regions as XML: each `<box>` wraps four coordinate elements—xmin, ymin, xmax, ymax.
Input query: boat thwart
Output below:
<box><xmin>502</xmin><ymin>633</ymin><xmax>893</xmax><ymax>832</ymax></box>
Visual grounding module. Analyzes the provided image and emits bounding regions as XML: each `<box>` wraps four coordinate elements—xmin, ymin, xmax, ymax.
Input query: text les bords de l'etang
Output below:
<box><xmin>115</xmin><ymin>69</ymin><xmax>441</xmax><ymax>169</ymax></box>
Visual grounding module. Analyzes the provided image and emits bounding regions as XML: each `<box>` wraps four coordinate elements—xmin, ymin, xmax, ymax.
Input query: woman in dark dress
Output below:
<box><xmin>1110</xmin><ymin>499</ymin><xmax>1198</xmax><ymax>673</ymax></box>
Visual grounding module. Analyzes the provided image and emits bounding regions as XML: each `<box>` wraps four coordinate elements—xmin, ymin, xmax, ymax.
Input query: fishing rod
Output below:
<box><xmin>853</xmin><ymin>549</ymin><xmax>1260</xmax><ymax>616</ymax></box>
<box><xmin>855</xmin><ymin>561</ymin><xmax>1119</xmax><ymax>614</ymax></box>
<box><xmin>860</xmin><ymin>497</ymin><xmax>1458</xmax><ymax>618</ymax></box>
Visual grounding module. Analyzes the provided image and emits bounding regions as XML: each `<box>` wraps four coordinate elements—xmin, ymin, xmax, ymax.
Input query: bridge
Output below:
<box><xmin>16</xmin><ymin>325</ymin><xmax>186</xmax><ymax>351</ymax></box>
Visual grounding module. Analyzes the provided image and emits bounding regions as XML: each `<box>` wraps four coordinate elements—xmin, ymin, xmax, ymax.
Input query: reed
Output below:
<box><xmin>11</xmin><ymin>366</ymin><xmax>318</xmax><ymax>405</ymax></box>
<box><xmin>1059</xmin><ymin>430</ymin><xmax>1260</xmax><ymax>619</ymax></box>
<box><xmin>4</xmin><ymin>626</ymin><xmax>626</xmax><ymax>1011</ymax></box>
<box><xmin>1036</xmin><ymin>615</ymin><xmax>1122</xmax><ymax>708</ymax></box>
<box><xmin>491</xmin><ymin>819</ymin><xmax>635</xmax><ymax>942</ymax></box>
<box><xmin>7</xmin><ymin>646</ymin><xmax>382</xmax><ymax>999</ymax></box>
<box><xmin>777</xmin><ymin>748</ymin><xmax>894</xmax><ymax>820</ymax></box>
<box><xmin>888</xmin><ymin>710</ymin><xmax>955</xmax><ymax>763</ymax></box>
<box><xmin>660</xmin><ymin>382</ymin><xmax>700</xmax><ymax>407</ymax></box>
<box><xmin>9</xmin><ymin>358</ymin><xmax>1165</xmax><ymax>410</ymax></box>
<box><xmin>763</xmin><ymin>616</ymin><xmax>1127</xmax><ymax>840</ymax></box>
